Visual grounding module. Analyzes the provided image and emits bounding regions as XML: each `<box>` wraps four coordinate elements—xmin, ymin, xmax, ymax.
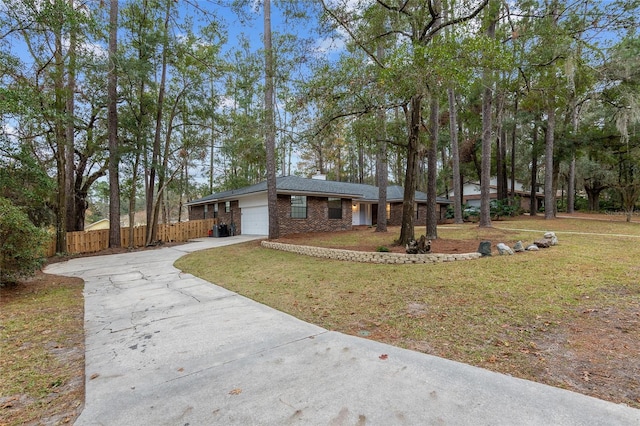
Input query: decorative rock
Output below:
<box><xmin>513</xmin><ymin>241</ymin><xmax>525</xmax><ymax>252</ymax></box>
<box><xmin>526</xmin><ymin>244</ymin><xmax>540</xmax><ymax>251</ymax></box>
<box><xmin>497</xmin><ymin>242</ymin><xmax>514</xmax><ymax>255</ymax></box>
<box><xmin>544</xmin><ymin>231</ymin><xmax>558</xmax><ymax>245</ymax></box>
<box><xmin>534</xmin><ymin>239</ymin><xmax>551</xmax><ymax>248</ymax></box>
<box><xmin>477</xmin><ymin>240</ymin><xmax>492</xmax><ymax>256</ymax></box>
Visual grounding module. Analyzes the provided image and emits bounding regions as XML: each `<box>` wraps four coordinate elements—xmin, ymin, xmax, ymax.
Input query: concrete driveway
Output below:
<box><xmin>44</xmin><ymin>236</ymin><xmax>640</xmax><ymax>425</ymax></box>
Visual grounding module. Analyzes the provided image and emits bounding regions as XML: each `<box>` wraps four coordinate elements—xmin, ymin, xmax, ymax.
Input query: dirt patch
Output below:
<box><xmin>534</xmin><ymin>305</ymin><xmax>640</xmax><ymax>406</ymax></box>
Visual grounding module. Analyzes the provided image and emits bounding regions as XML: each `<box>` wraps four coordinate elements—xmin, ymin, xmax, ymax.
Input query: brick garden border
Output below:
<box><xmin>261</xmin><ymin>241</ymin><xmax>482</xmax><ymax>264</ymax></box>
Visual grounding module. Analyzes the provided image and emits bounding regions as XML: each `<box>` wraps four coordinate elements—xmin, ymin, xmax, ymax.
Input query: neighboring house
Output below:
<box><xmin>84</xmin><ymin>218</ymin><xmax>110</xmax><ymax>231</ymax></box>
<box><xmin>187</xmin><ymin>175</ymin><xmax>452</xmax><ymax>236</ymax></box>
<box><xmin>449</xmin><ymin>178</ymin><xmax>545</xmax><ymax>211</ymax></box>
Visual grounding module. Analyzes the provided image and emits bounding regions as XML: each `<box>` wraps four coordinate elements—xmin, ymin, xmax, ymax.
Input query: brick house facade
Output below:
<box><xmin>276</xmin><ymin>195</ymin><xmax>352</xmax><ymax>236</ymax></box>
<box><xmin>187</xmin><ymin>176</ymin><xmax>451</xmax><ymax>237</ymax></box>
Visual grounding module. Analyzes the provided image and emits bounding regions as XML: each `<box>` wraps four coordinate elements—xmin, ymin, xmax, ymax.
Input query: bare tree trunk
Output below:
<box><xmin>146</xmin><ymin>2</ymin><xmax>170</xmax><ymax>245</ymax></box>
<box><xmin>480</xmin><ymin>73</ymin><xmax>493</xmax><ymax>228</ymax></box>
<box><xmin>54</xmin><ymin>6</ymin><xmax>67</xmax><ymax>253</ymax></box>
<box><xmin>544</xmin><ymin>105</ymin><xmax>556</xmax><ymax>219</ymax></box>
<box><xmin>108</xmin><ymin>0</ymin><xmax>121</xmax><ymax>247</ymax></box>
<box><xmin>530</xmin><ymin>121</ymin><xmax>539</xmax><ymax>215</ymax></box>
<box><xmin>567</xmin><ymin>102</ymin><xmax>578</xmax><ymax>214</ymax></box>
<box><xmin>264</xmin><ymin>0</ymin><xmax>279</xmax><ymax>239</ymax></box>
<box><xmin>448</xmin><ymin>87</ymin><xmax>463</xmax><ymax>224</ymax></box>
<box><xmin>480</xmin><ymin>1</ymin><xmax>497</xmax><ymax>228</ymax></box>
<box><xmin>495</xmin><ymin>92</ymin><xmax>505</xmax><ymax>201</ymax></box>
<box><xmin>510</xmin><ymin>96</ymin><xmax>517</xmax><ymax>204</ymax></box>
<box><xmin>128</xmin><ymin>153</ymin><xmax>140</xmax><ymax>248</ymax></box>
<box><xmin>65</xmin><ymin>4</ymin><xmax>76</xmax><ymax>232</ymax></box>
<box><xmin>426</xmin><ymin>94</ymin><xmax>438</xmax><ymax>239</ymax></box>
<box><xmin>375</xmin><ymin>42</ymin><xmax>388</xmax><ymax>233</ymax></box>
<box><xmin>544</xmin><ymin>3</ymin><xmax>559</xmax><ymax>220</ymax></box>
<box><xmin>399</xmin><ymin>95</ymin><xmax>421</xmax><ymax>245</ymax></box>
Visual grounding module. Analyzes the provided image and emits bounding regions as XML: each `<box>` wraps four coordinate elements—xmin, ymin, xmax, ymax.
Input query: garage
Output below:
<box><xmin>240</xmin><ymin>205</ymin><xmax>268</xmax><ymax>235</ymax></box>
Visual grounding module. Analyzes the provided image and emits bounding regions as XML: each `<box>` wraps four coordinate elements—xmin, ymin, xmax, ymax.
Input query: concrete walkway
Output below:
<box><xmin>45</xmin><ymin>237</ymin><xmax>640</xmax><ymax>425</ymax></box>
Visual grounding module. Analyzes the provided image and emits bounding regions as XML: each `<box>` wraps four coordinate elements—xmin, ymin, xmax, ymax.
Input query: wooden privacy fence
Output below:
<box><xmin>45</xmin><ymin>219</ymin><xmax>218</xmax><ymax>257</ymax></box>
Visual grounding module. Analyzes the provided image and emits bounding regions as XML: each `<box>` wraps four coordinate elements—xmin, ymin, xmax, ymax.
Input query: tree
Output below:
<box><xmin>479</xmin><ymin>0</ymin><xmax>498</xmax><ymax>228</ymax></box>
<box><xmin>577</xmin><ymin>157</ymin><xmax>614</xmax><ymax>211</ymax></box>
<box><xmin>320</xmin><ymin>0</ymin><xmax>490</xmax><ymax>245</ymax></box>
<box><xmin>1</xmin><ymin>0</ymin><xmax>113</xmax><ymax>242</ymax></box>
<box><xmin>608</xmin><ymin>34</ymin><xmax>640</xmax><ymax>220</ymax></box>
<box><xmin>108</xmin><ymin>0</ymin><xmax>121</xmax><ymax>247</ymax></box>
<box><xmin>264</xmin><ymin>0</ymin><xmax>279</xmax><ymax>239</ymax></box>
<box><xmin>375</xmin><ymin>38</ymin><xmax>388</xmax><ymax>233</ymax></box>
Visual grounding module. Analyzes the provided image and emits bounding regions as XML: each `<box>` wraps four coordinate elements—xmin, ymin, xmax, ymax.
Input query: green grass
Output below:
<box><xmin>175</xmin><ymin>216</ymin><xmax>640</xmax><ymax>404</ymax></box>
<box><xmin>0</xmin><ymin>274</ymin><xmax>84</xmax><ymax>426</ymax></box>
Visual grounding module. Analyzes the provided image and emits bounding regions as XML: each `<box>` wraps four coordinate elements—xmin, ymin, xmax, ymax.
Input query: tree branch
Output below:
<box><xmin>320</xmin><ymin>0</ymin><xmax>385</xmax><ymax>69</ymax></box>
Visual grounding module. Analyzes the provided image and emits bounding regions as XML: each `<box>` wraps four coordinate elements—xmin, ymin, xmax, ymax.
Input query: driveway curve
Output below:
<box><xmin>45</xmin><ymin>236</ymin><xmax>640</xmax><ymax>425</ymax></box>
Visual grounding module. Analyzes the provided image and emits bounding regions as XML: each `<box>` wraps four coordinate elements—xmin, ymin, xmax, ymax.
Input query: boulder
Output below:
<box><xmin>512</xmin><ymin>241</ymin><xmax>525</xmax><ymax>252</ymax></box>
<box><xmin>497</xmin><ymin>242</ymin><xmax>514</xmax><ymax>255</ymax></box>
<box><xmin>477</xmin><ymin>240</ymin><xmax>492</xmax><ymax>256</ymax></box>
<box><xmin>544</xmin><ymin>231</ymin><xmax>559</xmax><ymax>245</ymax></box>
<box><xmin>534</xmin><ymin>239</ymin><xmax>551</xmax><ymax>248</ymax></box>
<box><xmin>526</xmin><ymin>244</ymin><xmax>539</xmax><ymax>251</ymax></box>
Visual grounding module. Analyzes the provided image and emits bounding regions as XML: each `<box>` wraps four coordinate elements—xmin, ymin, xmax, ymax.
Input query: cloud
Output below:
<box><xmin>314</xmin><ymin>36</ymin><xmax>346</xmax><ymax>55</ymax></box>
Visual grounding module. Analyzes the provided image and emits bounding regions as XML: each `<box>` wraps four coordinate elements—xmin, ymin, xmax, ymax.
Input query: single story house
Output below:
<box><xmin>449</xmin><ymin>178</ymin><xmax>545</xmax><ymax>211</ymax></box>
<box><xmin>187</xmin><ymin>175</ymin><xmax>452</xmax><ymax>236</ymax></box>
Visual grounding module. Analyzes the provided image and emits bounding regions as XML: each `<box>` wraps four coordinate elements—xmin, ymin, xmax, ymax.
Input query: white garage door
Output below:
<box><xmin>241</xmin><ymin>205</ymin><xmax>268</xmax><ymax>235</ymax></box>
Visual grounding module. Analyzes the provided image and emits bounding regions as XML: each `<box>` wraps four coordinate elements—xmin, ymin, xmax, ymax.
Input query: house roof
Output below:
<box><xmin>188</xmin><ymin>176</ymin><xmax>451</xmax><ymax>206</ymax></box>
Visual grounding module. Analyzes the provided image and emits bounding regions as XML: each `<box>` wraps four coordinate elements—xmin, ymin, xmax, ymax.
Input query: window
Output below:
<box><xmin>225</xmin><ymin>201</ymin><xmax>230</xmax><ymax>212</ymax></box>
<box><xmin>386</xmin><ymin>203</ymin><xmax>391</xmax><ymax>220</ymax></box>
<box><xmin>328</xmin><ymin>198</ymin><xmax>342</xmax><ymax>219</ymax></box>
<box><xmin>290</xmin><ymin>195</ymin><xmax>307</xmax><ymax>219</ymax></box>
<box><xmin>214</xmin><ymin>203</ymin><xmax>218</xmax><ymax>218</ymax></box>
<box><xmin>204</xmin><ymin>204</ymin><xmax>208</xmax><ymax>219</ymax></box>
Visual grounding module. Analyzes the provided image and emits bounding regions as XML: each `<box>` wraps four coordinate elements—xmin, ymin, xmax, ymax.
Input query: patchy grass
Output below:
<box><xmin>176</xmin><ymin>216</ymin><xmax>640</xmax><ymax>408</ymax></box>
<box><xmin>0</xmin><ymin>272</ymin><xmax>84</xmax><ymax>426</ymax></box>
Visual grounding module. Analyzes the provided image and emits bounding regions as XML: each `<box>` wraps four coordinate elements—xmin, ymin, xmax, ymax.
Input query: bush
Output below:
<box><xmin>0</xmin><ymin>197</ymin><xmax>49</xmax><ymax>284</ymax></box>
<box><xmin>490</xmin><ymin>199</ymin><xmax>516</xmax><ymax>220</ymax></box>
<box><xmin>376</xmin><ymin>246</ymin><xmax>390</xmax><ymax>252</ymax></box>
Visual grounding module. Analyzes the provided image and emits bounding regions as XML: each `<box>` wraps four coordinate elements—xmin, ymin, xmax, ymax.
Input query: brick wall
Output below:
<box><xmin>217</xmin><ymin>201</ymin><xmax>241</xmax><ymax>235</ymax></box>
<box><xmin>189</xmin><ymin>201</ymin><xmax>240</xmax><ymax>235</ymax></box>
<box><xmin>189</xmin><ymin>205</ymin><xmax>206</xmax><ymax>220</ymax></box>
<box><xmin>388</xmin><ymin>203</ymin><xmax>404</xmax><ymax>226</ymax></box>
<box><xmin>277</xmin><ymin>195</ymin><xmax>352</xmax><ymax>236</ymax></box>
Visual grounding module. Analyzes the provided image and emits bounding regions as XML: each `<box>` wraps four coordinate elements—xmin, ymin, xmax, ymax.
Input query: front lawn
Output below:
<box><xmin>175</xmin><ymin>215</ymin><xmax>640</xmax><ymax>408</ymax></box>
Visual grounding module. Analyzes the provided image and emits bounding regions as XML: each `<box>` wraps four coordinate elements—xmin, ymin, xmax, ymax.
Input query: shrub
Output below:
<box><xmin>376</xmin><ymin>246</ymin><xmax>390</xmax><ymax>252</ymax></box>
<box><xmin>490</xmin><ymin>199</ymin><xmax>516</xmax><ymax>220</ymax></box>
<box><xmin>0</xmin><ymin>197</ymin><xmax>49</xmax><ymax>284</ymax></box>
